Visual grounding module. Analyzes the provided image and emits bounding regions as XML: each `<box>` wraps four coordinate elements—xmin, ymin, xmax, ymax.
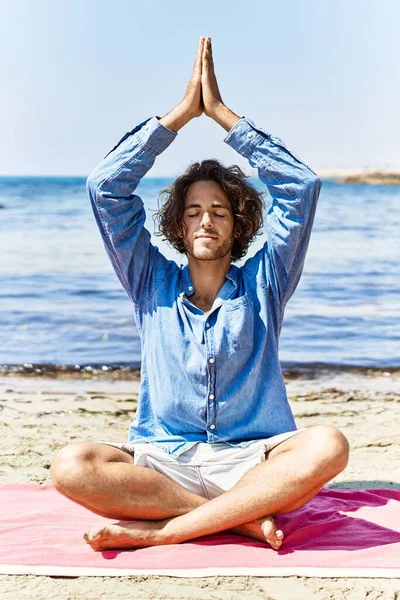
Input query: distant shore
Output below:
<box><xmin>317</xmin><ymin>168</ymin><xmax>400</xmax><ymax>185</ymax></box>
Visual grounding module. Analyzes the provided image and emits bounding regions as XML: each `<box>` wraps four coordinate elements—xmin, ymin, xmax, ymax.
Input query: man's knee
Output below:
<box><xmin>51</xmin><ymin>442</ymin><xmax>98</xmax><ymax>497</ymax></box>
<box><xmin>305</xmin><ymin>425</ymin><xmax>349</xmax><ymax>477</ymax></box>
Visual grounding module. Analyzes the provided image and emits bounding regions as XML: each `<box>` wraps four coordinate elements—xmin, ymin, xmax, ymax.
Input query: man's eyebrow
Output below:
<box><xmin>184</xmin><ymin>202</ymin><xmax>230</xmax><ymax>210</ymax></box>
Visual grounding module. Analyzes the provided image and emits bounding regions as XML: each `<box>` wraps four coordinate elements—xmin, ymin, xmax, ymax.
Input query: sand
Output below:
<box><xmin>0</xmin><ymin>369</ymin><xmax>399</xmax><ymax>600</ymax></box>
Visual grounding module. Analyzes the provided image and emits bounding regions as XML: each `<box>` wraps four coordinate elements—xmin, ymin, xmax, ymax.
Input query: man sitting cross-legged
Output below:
<box><xmin>51</xmin><ymin>37</ymin><xmax>349</xmax><ymax>551</ymax></box>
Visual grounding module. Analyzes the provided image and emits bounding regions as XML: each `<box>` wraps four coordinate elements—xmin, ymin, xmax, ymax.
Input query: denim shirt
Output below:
<box><xmin>87</xmin><ymin>116</ymin><xmax>322</xmax><ymax>455</ymax></box>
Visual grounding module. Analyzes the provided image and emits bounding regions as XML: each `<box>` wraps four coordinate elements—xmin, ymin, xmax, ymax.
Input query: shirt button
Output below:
<box><xmin>209</xmin><ymin>358</ymin><xmax>215</xmax><ymax>364</ymax></box>
<box><xmin>188</xmin><ymin>286</ymin><xmax>193</xmax><ymax>291</ymax></box>
<box><xmin>209</xmin><ymin>424</ymin><xmax>216</xmax><ymax>430</ymax></box>
<box><xmin>206</xmin><ymin>323</ymin><xmax>211</xmax><ymax>328</ymax></box>
<box><xmin>209</xmin><ymin>394</ymin><xmax>215</xmax><ymax>400</ymax></box>
<box><xmin>247</xmin><ymin>131</ymin><xmax>254</xmax><ymax>138</ymax></box>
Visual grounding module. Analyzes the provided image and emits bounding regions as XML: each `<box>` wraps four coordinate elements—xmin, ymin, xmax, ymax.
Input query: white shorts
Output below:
<box><xmin>100</xmin><ymin>430</ymin><xmax>301</xmax><ymax>500</ymax></box>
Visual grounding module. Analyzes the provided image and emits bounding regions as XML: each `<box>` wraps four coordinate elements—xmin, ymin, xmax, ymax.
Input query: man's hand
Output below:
<box><xmin>202</xmin><ymin>37</ymin><xmax>241</xmax><ymax>132</ymax></box>
<box><xmin>182</xmin><ymin>36</ymin><xmax>204</xmax><ymax>119</ymax></box>
<box><xmin>161</xmin><ymin>37</ymin><xmax>240</xmax><ymax>133</ymax></box>
<box><xmin>201</xmin><ymin>37</ymin><xmax>223</xmax><ymax>118</ymax></box>
<box><xmin>160</xmin><ymin>38</ymin><xmax>204</xmax><ymax>132</ymax></box>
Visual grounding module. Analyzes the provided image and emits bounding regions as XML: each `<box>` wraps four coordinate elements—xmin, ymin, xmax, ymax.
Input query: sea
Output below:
<box><xmin>1</xmin><ymin>176</ymin><xmax>399</xmax><ymax>371</ymax></box>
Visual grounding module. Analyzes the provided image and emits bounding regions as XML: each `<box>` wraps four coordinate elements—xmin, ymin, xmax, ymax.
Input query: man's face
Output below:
<box><xmin>182</xmin><ymin>180</ymin><xmax>235</xmax><ymax>261</ymax></box>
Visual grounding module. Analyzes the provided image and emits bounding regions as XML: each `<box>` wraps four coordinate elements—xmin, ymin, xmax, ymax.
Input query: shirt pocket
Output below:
<box><xmin>222</xmin><ymin>293</ymin><xmax>254</xmax><ymax>353</ymax></box>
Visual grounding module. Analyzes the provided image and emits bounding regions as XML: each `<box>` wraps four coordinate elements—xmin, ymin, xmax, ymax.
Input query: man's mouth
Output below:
<box><xmin>196</xmin><ymin>234</ymin><xmax>218</xmax><ymax>239</ymax></box>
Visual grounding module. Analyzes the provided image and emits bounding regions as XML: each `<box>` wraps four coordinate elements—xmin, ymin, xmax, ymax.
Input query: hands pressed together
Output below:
<box><xmin>160</xmin><ymin>37</ymin><xmax>240</xmax><ymax>133</ymax></box>
<box><xmin>184</xmin><ymin>37</ymin><xmax>222</xmax><ymax>119</ymax></box>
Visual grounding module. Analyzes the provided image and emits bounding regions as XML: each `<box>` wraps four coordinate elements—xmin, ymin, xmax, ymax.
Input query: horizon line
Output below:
<box><xmin>1</xmin><ymin>167</ymin><xmax>400</xmax><ymax>179</ymax></box>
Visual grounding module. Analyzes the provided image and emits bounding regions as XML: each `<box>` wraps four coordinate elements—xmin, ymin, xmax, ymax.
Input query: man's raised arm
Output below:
<box><xmin>202</xmin><ymin>37</ymin><xmax>321</xmax><ymax>309</ymax></box>
<box><xmin>86</xmin><ymin>39</ymin><xmax>205</xmax><ymax>305</ymax></box>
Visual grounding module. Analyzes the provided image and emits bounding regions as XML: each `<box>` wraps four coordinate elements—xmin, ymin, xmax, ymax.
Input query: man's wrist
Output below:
<box><xmin>210</xmin><ymin>104</ymin><xmax>241</xmax><ymax>132</ymax></box>
<box><xmin>159</xmin><ymin>103</ymin><xmax>195</xmax><ymax>133</ymax></box>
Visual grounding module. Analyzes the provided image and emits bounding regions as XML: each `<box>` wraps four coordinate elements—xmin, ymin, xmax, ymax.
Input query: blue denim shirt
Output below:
<box><xmin>87</xmin><ymin>116</ymin><xmax>321</xmax><ymax>455</ymax></box>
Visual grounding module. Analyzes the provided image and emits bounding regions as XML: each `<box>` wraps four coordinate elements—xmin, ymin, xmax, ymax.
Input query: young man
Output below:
<box><xmin>51</xmin><ymin>38</ymin><xmax>349</xmax><ymax>551</ymax></box>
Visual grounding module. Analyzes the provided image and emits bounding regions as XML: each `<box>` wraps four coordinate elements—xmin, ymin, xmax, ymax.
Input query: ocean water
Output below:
<box><xmin>0</xmin><ymin>176</ymin><xmax>399</xmax><ymax>368</ymax></box>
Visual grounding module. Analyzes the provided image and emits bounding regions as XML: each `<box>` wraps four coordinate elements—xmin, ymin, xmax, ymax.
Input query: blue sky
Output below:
<box><xmin>1</xmin><ymin>0</ymin><xmax>399</xmax><ymax>176</ymax></box>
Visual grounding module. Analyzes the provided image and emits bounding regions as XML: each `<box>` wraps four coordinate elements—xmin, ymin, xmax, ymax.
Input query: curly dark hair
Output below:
<box><xmin>153</xmin><ymin>159</ymin><xmax>264</xmax><ymax>261</ymax></box>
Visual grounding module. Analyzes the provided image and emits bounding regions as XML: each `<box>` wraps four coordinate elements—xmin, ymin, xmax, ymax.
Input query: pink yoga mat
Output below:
<box><xmin>0</xmin><ymin>484</ymin><xmax>399</xmax><ymax>577</ymax></box>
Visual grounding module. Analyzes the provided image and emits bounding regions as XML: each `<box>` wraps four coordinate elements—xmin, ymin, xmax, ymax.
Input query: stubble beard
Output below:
<box><xmin>183</xmin><ymin>236</ymin><xmax>235</xmax><ymax>262</ymax></box>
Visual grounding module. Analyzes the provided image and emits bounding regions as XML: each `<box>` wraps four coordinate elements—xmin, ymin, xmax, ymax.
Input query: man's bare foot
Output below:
<box><xmin>84</xmin><ymin>519</ymin><xmax>169</xmax><ymax>552</ymax></box>
<box><xmin>84</xmin><ymin>515</ymin><xmax>283</xmax><ymax>552</ymax></box>
<box><xmin>233</xmin><ymin>515</ymin><xmax>284</xmax><ymax>550</ymax></box>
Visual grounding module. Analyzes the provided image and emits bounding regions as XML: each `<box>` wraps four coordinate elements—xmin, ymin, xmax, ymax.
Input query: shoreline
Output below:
<box><xmin>1</xmin><ymin>362</ymin><xmax>399</xmax><ymax>380</ymax></box>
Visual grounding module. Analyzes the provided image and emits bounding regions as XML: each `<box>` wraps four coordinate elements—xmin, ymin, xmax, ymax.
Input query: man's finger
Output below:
<box><xmin>209</xmin><ymin>38</ymin><xmax>215</xmax><ymax>69</ymax></box>
<box><xmin>203</xmin><ymin>37</ymin><xmax>214</xmax><ymax>71</ymax></box>
<box><xmin>208</xmin><ymin>37</ymin><xmax>214</xmax><ymax>62</ymax></box>
<box><xmin>194</xmin><ymin>37</ymin><xmax>205</xmax><ymax>73</ymax></box>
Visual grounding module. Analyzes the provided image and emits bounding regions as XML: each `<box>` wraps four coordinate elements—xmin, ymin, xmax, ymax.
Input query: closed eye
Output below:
<box><xmin>186</xmin><ymin>213</ymin><xmax>227</xmax><ymax>218</ymax></box>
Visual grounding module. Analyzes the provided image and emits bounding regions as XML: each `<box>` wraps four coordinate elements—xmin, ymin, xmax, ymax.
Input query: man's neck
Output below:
<box><xmin>187</xmin><ymin>254</ymin><xmax>232</xmax><ymax>303</ymax></box>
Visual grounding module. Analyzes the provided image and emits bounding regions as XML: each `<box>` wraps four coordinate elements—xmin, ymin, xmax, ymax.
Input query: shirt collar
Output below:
<box><xmin>179</xmin><ymin>263</ymin><xmax>239</xmax><ymax>297</ymax></box>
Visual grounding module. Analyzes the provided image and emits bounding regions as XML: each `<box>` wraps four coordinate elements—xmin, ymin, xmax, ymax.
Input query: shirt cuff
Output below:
<box><xmin>139</xmin><ymin>116</ymin><xmax>178</xmax><ymax>155</ymax></box>
<box><xmin>104</xmin><ymin>116</ymin><xmax>177</xmax><ymax>160</ymax></box>
<box><xmin>224</xmin><ymin>117</ymin><xmax>275</xmax><ymax>158</ymax></box>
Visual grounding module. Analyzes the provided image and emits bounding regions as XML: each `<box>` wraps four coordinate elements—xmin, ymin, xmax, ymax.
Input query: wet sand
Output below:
<box><xmin>1</xmin><ymin>369</ymin><xmax>399</xmax><ymax>599</ymax></box>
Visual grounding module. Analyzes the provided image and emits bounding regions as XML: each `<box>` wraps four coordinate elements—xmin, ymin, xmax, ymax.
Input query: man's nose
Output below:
<box><xmin>200</xmin><ymin>212</ymin><xmax>212</xmax><ymax>228</ymax></box>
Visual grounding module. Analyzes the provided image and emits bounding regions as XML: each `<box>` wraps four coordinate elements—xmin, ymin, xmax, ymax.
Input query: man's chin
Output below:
<box><xmin>184</xmin><ymin>239</ymin><xmax>234</xmax><ymax>262</ymax></box>
<box><xmin>186</xmin><ymin>248</ymin><xmax>231</xmax><ymax>261</ymax></box>
<box><xmin>191</xmin><ymin>251</ymin><xmax>220</xmax><ymax>260</ymax></box>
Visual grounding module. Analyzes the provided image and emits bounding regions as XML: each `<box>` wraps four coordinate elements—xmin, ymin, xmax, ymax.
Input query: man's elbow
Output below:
<box><xmin>308</xmin><ymin>174</ymin><xmax>322</xmax><ymax>198</ymax></box>
<box><xmin>86</xmin><ymin>169</ymin><xmax>102</xmax><ymax>201</ymax></box>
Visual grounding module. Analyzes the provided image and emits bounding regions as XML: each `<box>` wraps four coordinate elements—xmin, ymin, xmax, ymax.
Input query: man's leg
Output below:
<box><xmin>83</xmin><ymin>425</ymin><xmax>349</xmax><ymax>550</ymax></box>
<box><xmin>51</xmin><ymin>441</ymin><xmax>282</xmax><ymax>548</ymax></box>
<box><xmin>51</xmin><ymin>442</ymin><xmax>208</xmax><ymax>520</ymax></box>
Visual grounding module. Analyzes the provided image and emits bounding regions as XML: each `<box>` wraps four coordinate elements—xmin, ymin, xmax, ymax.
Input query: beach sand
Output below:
<box><xmin>0</xmin><ymin>368</ymin><xmax>399</xmax><ymax>599</ymax></box>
